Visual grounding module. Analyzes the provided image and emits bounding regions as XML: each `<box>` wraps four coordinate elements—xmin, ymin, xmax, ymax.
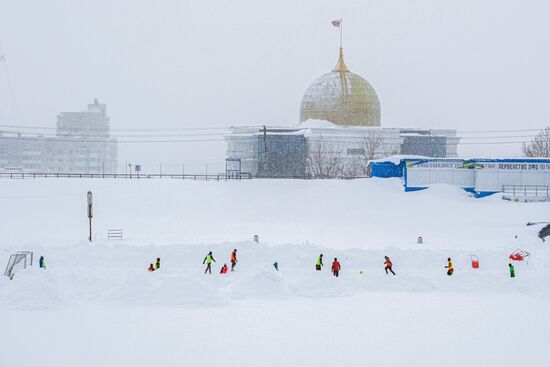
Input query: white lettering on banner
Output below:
<box><xmin>476</xmin><ymin>162</ymin><xmax>550</xmax><ymax>171</ymax></box>
<box><xmin>408</xmin><ymin>161</ymin><xmax>550</xmax><ymax>171</ymax></box>
<box><xmin>410</xmin><ymin>161</ymin><xmax>465</xmax><ymax>169</ymax></box>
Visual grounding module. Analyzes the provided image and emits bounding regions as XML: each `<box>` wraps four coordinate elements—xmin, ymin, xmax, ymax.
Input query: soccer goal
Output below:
<box><xmin>4</xmin><ymin>251</ymin><xmax>33</xmax><ymax>280</ymax></box>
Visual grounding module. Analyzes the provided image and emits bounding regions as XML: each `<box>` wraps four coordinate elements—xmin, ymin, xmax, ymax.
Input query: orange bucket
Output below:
<box><xmin>470</xmin><ymin>255</ymin><xmax>479</xmax><ymax>269</ymax></box>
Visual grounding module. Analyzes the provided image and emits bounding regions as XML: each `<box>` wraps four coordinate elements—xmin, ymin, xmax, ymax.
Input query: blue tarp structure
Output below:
<box><xmin>368</xmin><ymin>160</ymin><xmax>404</xmax><ymax>178</ymax></box>
<box><xmin>368</xmin><ymin>156</ymin><xmax>550</xmax><ymax>199</ymax></box>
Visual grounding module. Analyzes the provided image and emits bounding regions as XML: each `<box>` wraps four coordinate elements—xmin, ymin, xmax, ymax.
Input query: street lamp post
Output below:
<box><xmin>87</xmin><ymin>191</ymin><xmax>93</xmax><ymax>242</ymax></box>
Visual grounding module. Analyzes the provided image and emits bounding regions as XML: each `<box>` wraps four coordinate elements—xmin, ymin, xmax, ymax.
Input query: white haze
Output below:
<box><xmin>0</xmin><ymin>0</ymin><xmax>549</xmax><ymax>173</ymax></box>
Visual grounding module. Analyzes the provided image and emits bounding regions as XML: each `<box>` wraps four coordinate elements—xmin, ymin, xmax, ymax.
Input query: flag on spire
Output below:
<box><xmin>331</xmin><ymin>19</ymin><xmax>342</xmax><ymax>27</ymax></box>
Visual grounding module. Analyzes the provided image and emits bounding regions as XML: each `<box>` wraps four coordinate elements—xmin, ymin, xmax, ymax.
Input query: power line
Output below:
<box><xmin>458</xmin><ymin>128</ymin><xmax>543</xmax><ymax>134</ymax></box>
<box><xmin>460</xmin><ymin>141</ymin><xmax>525</xmax><ymax>145</ymax></box>
<box><xmin>1</xmin><ymin>134</ymin><xmax>534</xmax><ymax>146</ymax></box>
<box><xmin>0</xmin><ymin>136</ymin><xmax>226</xmax><ymax>143</ymax></box>
<box><xmin>0</xmin><ymin>123</ymin><xmax>251</xmax><ymax>132</ymax></box>
<box><xmin>459</xmin><ymin>135</ymin><xmax>537</xmax><ymax>140</ymax></box>
<box><xmin>0</xmin><ymin>127</ymin><xmax>539</xmax><ymax>140</ymax></box>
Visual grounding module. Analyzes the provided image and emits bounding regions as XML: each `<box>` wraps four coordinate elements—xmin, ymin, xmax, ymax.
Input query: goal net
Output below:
<box><xmin>4</xmin><ymin>251</ymin><xmax>33</xmax><ymax>280</ymax></box>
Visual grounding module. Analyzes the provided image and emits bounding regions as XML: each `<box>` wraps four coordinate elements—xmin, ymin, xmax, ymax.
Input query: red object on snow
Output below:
<box><xmin>470</xmin><ymin>255</ymin><xmax>479</xmax><ymax>269</ymax></box>
<box><xmin>509</xmin><ymin>249</ymin><xmax>531</xmax><ymax>264</ymax></box>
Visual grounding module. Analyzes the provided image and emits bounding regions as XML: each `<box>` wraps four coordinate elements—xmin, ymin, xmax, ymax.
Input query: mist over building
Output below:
<box><xmin>0</xmin><ymin>99</ymin><xmax>117</xmax><ymax>173</ymax></box>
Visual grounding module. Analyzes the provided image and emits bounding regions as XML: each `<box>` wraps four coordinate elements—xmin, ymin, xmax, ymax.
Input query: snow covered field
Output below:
<box><xmin>0</xmin><ymin>178</ymin><xmax>548</xmax><ymax>366</ymax></box>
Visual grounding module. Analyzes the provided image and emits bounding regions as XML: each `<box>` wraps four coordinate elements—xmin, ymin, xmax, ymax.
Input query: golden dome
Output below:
<box><xmin>299</xmin><ymin>48</ymin><xmax>381</xmax><ymax>126</ymax></box>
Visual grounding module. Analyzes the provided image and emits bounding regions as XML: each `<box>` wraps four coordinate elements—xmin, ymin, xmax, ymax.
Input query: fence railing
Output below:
<box><xmin>107</xmin><ymin>229</ymin><xmax>123</xmax><ymax>240</ymax></box>
<box><xmin>0</xmin><ymin>172</ymin><xmax>252</xmax><ymax>181</ymax></box>
<box><xmin>0</xmin><ymin>172</ymin><xmax>372</xmax><ymax>180</ymax></box>
<box><xmin>502</xmin><ymin>185</ymin><xmax>550</xmax><ymax>197</ymax></box>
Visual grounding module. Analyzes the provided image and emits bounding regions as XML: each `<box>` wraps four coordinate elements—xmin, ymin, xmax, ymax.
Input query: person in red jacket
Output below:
<box><xmin>220</xmin><ymin>264</ymin><xmax>229</xmax><ymax>274</ymax></box>
<box><xmin>148</xmin><ymin>263</ymin><xmax>155</xmax><ymax>272</ymax></box>
<box><xmin>331</xmin><ymin>258</ymin><xmax>341</xmax><ymax>277</ymax></box>
<box><xmin>230</xmin><ymin>249</ymin><xmax>238</xmax><ymax>272</ymax></box>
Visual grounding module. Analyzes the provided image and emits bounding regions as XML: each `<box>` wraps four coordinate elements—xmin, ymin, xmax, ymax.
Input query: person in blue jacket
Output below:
<box><xmin>39</xmin><ymin>256</ymin><xmax>46</xmax><ymax>269</ymax></box>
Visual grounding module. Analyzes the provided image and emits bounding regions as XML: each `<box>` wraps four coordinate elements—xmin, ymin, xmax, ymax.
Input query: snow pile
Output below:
<box><xmin>1</xmin><ymin>238</ymin><xmax>548</xmax><ymax>310</ymax></box>
<box><xmin>0</xmin><ymin>178</ymin><xmax>547</xmax><ymax>250</ymax></box>
<box><xmin>0</xmin><ymin>178</ymin><xmax>549</xmax><ymax>367</ymax></box>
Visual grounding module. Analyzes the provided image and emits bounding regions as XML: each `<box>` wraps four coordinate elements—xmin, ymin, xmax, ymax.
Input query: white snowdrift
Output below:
<box><xmin>0</xmin><ymin>178</ymin><xmax>549</xmax><ymax>367</ymax></box>
<box><xmin>0</xmin><ymin>178</ymin><xmax>547</xmax><ymax>250</ymax></box>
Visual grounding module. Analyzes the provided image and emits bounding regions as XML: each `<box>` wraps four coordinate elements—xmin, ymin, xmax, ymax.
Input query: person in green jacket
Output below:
<box><xmin>509</xmin><ymin>263</ymin><xmax>515</xmax><ymax>278</ymax></box>
<box><xmin>203</xmin><ymin>251</ymin><xmax>216</xmax><ymax>274</ymax></box>
<box><xmin>316</xmin><ymin>254</ymin><xmax>324</xmax><ymax>271</ymax></box>
<box><xmin>39</xmin><ymin>256</ymin><xmax>46</xmax><ymax>269</ymax></box>
<box><xmin>155</xmin><ymin>258</ymin><xmax>161</xmax><ymax>270</ymax></box>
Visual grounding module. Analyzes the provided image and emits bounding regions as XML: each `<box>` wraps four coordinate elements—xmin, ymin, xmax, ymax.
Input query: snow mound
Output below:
<box><xmin>411</xmin><ymin>183</ymin><xmax>473</xmax><ymax>200</ymax></box>
<box><xmin>220</xmin><ymin>266</ymin><xmax>295</xmax><ymax>300</ymax></box>
<box><xmin>0</xmin><ymin>267</ymin><xmax>74</xmax><ymax>310</ymax></box>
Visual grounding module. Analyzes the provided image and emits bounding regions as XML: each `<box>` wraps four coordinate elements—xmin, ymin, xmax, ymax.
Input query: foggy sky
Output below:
<box><xmin>1</xmin><ymin>0</ymin><xmax>549</xmax><ymax>172</ymax></box>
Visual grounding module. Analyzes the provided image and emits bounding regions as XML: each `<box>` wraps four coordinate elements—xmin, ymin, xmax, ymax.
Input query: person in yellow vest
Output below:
<box><xmin>315</xmin><ymin>254</ymin><xmax>324</xmax><ymax>271</ymax></box>
<box><xmin>445</xmin><ymin>258</ymin><xmax>454</xmax><ymax>276</ymax></box>
<box><xmin>203</xmin><ymin>251</ymin><xmax>216</xmax><ymax>274</ymax></box>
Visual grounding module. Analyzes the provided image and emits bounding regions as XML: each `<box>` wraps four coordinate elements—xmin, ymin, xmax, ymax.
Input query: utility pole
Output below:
<box><xmin>87</xmin><ymin>191</ymin><xmax>93</xmax><ymax>243</ymax></box>
<box><xmin>263</xmin><ymin>125</ymin><xmax>268</xmax><ymax>175</ymax></box>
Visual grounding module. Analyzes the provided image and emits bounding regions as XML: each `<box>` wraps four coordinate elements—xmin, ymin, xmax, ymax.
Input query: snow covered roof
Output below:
<box><xmin>299</xmin><ymin>119</ymin><xmax>338</xmax><ymax>129</ymax></box>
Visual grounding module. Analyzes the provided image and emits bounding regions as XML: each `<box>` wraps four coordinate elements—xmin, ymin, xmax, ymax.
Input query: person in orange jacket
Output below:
<box><xmin>331</xmin><ymin>258</ymin><xmax>341</xmax><ymax>277</ymax></box>
<box><xmin>220</xmin><ymin>264</ymin><xmax>228</xmax><ymax>274</ymax></box>
<box><xmin>384</xmin><ymin>256</ymin><xmax>396</xmax><ymax>275</ymax></box>
<box><xmin>230</xmin><ymin>249</ymin><xmax>238</xmax><ymax>272</ymax></box>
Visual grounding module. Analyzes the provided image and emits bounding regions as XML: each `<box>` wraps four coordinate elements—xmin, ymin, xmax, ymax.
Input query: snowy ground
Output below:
<box><xmin>0</xmin><ymin>178</ymin><xmax>548</xmax><ymax>366</ymax></box>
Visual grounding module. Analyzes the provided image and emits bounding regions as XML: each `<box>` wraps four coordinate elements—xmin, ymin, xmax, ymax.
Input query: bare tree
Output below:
<box><xmin>347</xmin><ymin>131</ymin><xmax>401</xmax><ymax>175</ymax></box>
<box><xmin>522</xmin><ymin>126</ymin><xmax>550</xmax><ymax>157</ymax></box>
<box><xmin>306</xmin><ymin>139</ymin><xmax>344</xmax><ymax>178</ymax></box>
<box><xmin>362</xmin><ymin>130</ymin><xmax>385</xmax><ymax>161</ymax></box>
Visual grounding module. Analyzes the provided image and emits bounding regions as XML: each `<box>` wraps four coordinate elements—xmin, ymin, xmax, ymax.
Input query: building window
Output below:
<box><xmin>346</xmin><ymin>148</ymin><xmax>365</xmax><ymax>156</ymax></box>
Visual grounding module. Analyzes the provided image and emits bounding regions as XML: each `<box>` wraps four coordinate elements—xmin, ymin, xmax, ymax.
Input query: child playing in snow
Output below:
<box><xmin>316</xmin><ymin>254</ymin><xmax>324</xmax><ymax>271</ymax></box>
<box><xmin>445</xmin><ymin>258</ymin><xmax>454</xmax><ymax>276</ymax></box>
<box><xmin>203</xmin><ymin>251</ymin><xmax>216</xmax><ymax>274</ymax></box>
<box><xmin>230</xmin><ymin>249</ymin><xmax>238</xmax><ymax>272</ymax></box>
<box><xmin>332</xmin><ymin>258</ymin><xmax>341</xmax><ymax>277</ymax></box>
<box><xmin>148</xmin><ymin>264</ymin><xmax>155</xmax><ymax>272</ymax></box>
<box><xmin>384</xmin><ymin>256</ymin><xmax>395</xmax><ymax>275</ymax></box>
<box><xmin>220</xmin><ymin>264</ymin><xmax>228</xmax><ymax>274</ymax></box>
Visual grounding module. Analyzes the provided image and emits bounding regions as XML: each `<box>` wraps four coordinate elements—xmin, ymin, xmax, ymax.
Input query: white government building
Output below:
<box><xmin>225</xmin><ymin>47</ymin><xmax>460</xmax><ymax>178</ymax></box>
<box><xmin>0</xmin><ymin>99</ymin><xmax>117</xmax><ymax>174</ymax></box>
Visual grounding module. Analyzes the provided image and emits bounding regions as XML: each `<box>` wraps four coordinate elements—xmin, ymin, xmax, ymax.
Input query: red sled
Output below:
<box><xmin>509</xmin><ymin>249</ymin><xmax>531</xmax><ymax>264</ymax></box>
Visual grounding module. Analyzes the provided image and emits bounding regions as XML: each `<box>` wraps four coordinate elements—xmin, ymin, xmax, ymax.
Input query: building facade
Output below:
<box><xmin>0</xmin><ymin>99</ymin><xmax>118</xmax><ymax>173</ymax></box>
<box><xmin>225</xmin><ymin>125</ymin><xmax>458</xmax><ymax>178</ymax></box>
<box><xmin>225</xmin><ymin>45</ymin><xmax>460</xmax><ymax>178</ymax></box>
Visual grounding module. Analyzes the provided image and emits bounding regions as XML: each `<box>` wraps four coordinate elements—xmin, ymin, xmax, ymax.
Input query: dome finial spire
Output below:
<box><xmin>332</xmin><ymin>47</ymin><xmax>350</xmax><ymax>73</ymax></box>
